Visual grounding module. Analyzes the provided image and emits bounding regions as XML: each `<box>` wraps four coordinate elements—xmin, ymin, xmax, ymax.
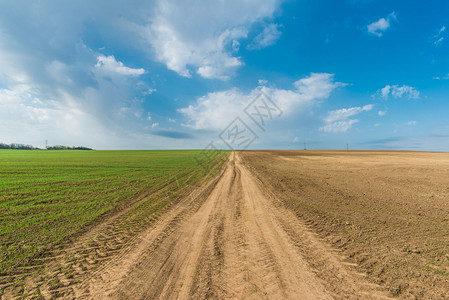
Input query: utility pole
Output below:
<box><xmin>45</xmin><ymin>140</ymin><xmax>48</xmax><ymax>149</ymax></box>
<box><xmin>304</xmin><ymin>142</ymin><xmax>306</xmax><ymax>150</ymax></box>
<box><xmin>346</xmin><ymin>143</ymin><xmax>349</xmax><ymax>151</ymax></box>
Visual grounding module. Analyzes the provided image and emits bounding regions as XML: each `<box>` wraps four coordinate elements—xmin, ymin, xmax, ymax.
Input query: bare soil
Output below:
<box><xmin>71</xmin><ymin>152</ymin><xmax>391</xmax><ymax>299</ymax></box>
<box><xmin>239</xmin><ymin>150</ymin><xmax>449</xmax><ymax>299</ymax></box>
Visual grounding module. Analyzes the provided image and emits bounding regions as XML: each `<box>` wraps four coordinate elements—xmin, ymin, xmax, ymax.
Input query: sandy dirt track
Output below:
<box><xmin>74</xmin><ymin>152</ymin><xmax>388</xmax><ymax>299</ymax></box>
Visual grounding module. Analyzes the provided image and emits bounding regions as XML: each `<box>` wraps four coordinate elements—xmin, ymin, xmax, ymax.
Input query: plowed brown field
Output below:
<box><xmin>240</xmin><ymin>150</ymin><xmax>449</xmax><ymax>299</ymax></box>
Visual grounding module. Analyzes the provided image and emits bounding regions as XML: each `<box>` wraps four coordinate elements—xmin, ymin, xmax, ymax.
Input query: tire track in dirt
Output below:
<box><xmin>72</xmin><ymin>161</ymin><xmax>226</xmax><ymax>299</ymax></box>
<box><xmin>76</xmin><ymin>152</ymin><xmax>390</xmax><ymax>299</ymax></box>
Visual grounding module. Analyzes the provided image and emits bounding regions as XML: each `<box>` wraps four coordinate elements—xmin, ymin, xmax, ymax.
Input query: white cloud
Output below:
<box><xmin>0</xmin><ymin>83</ymin><xmax>120</xmax><ymax>148</ymax></box>
<box><xmin>380</xmin><ymin>85</ymin><xmax>391</xmax><ymax>98</ymax></box>
<box><xmin>0</xmin><ymin>49</ymin><xmax>147</xmax><ymax>149</ymax></box>
<box><xmin>367</xmin><ymin>12</ymin><xmax>396</xmax><ymax>37</ymax></box>
<box><xmin>324</xmin><ymin>104</ymin><xmax>373</xmax><ymax>124</ymax></box>
<box><xmin>405</xmin><ymin>120</ymin><xmax>417</xmax><ymax>126</ymax></box>
<box><xmin>152</xmin><ymin>122</ymin><xmax>159</xmax><ymax>128</ymax></box>
<box><xmin>0</xmin><ymin>1</ymin><xmax>262</xmax><ymax>149</ymax></box>
<box><xmin>143</xmin><ymin>88</ymin><xmax>157</xmax><ymax>95</ymax></box>
<box><xmin>179</xmin><ymin>73</ymin><xmax>345</xmax><ymax>130</ymax></box>
<box><xmin>178</xmin><ymin>88</ymin><xmax>252</xmax><ymax>130</ymax></box>
<box><xmin>434</xmin><ymin>36</ymin><xmax>444</xmax><ymax>46</ymax></box>
<box><xmin>248</xmin><ymin>23</ymin><xmax>282</xmax><ymax>50</ymax></box>
<box><xmin>141</xmin><ymin>0</ymin><xmax>280</xmax><ymax>79</ymax></box>
<box><xmin>320</xmin><ymin>104</ymin><xmax>373</xmax><ymax>133</ymax></box>
<box><xmin>294</xmin><ymin>73</ymin><xmax>347</xmax><ymax>101</ymax></box>
<box><xmin>377</xmin><ymin>84</ymin><xmax>420</xmax><ymax>99</ymax></box>
<box><xmin>0</xmin><ymin>2</ymin><xmax>165</xmax><ymax>149</ymax></box>
<box><xmin>258</xmin><ymin>79</ymin><xmax>268</xmax><ymax>85</ymax></box>
<box><xmin>378</xmin><ymin>110</ymin><xmax>387</xmax><ymax>116</ymax></box>
<box><xmin>320</xmin><ymin>119</ymin><xmax>359</xmax><ymax>133</ymax></box>
<box><xmin>433</xmin><ymin>74</ymin><xmax>449</xmax><ymax>80</ymax></box>
<box><xmin>95</xmin><ymin>55</ymin><xmax>145</xmax><ymax>76</ymax></box>
<box><xmin>293</xmin><ymin>136</ymin><xmax>299</xmax><ymax>143</ymax></box>
<box><xmin>434</xmin><ymin>25</ymin><xmax>446</xmax><ymax>46</ymax></box>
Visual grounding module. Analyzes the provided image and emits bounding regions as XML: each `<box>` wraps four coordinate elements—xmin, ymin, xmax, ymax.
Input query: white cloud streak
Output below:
<box><xmin>434</xmin><ymin>25</ymin><xmax>446</xmax><ymax>46</ymax></box>
<box><xmin>434</xmin><ymin>36</ymin><xmax>444</xmax><ymax>46</ymax></box>
<box><xmin>248</xmin><ymin>23</ymin><xmax>282</xmax><ymax>50</ymax></box>
<box><xmin>95</xmin><ymin>55</ymin><xmax>145</xmax><ymax>76</ymax></box>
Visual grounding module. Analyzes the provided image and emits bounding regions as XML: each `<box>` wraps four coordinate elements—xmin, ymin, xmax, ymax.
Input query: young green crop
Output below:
<box><xmin>0</xmin><ymin>149</ymin><xmax>229</xmax><ymax>280</ymax></box>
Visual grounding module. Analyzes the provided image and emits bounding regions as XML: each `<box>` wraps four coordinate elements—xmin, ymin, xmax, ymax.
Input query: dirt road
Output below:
<box><xmin>74</xmin><ymin>152</ymin><xmax>388</xmax><ymax>299</ymax></box>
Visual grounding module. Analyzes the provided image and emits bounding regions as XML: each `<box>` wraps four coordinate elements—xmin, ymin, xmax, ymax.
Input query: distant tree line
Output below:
<box><xmin>46</xmin><ymin>145</ymin><xmax>93</xmax><ymax>150</ymax></box>
<box><xmin>0</xmin><ymin>142</ymin><xmax>93</xmax><ymax>150</ymax></box>
<box><xmin>0</xmin><ymin>143</ymin><xmax>38</xmax><ymax>150</ymax></box>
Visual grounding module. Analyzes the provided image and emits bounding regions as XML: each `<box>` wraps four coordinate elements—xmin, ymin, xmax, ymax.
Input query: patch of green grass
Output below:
<box><xmin>0</xmin><ymin>149</ymin><xmax>229</xmax><ymax>276</ymax></box>
<box><xmin>425</xmin><ymin>264</ymin><xmax>449</xmax><ymax>276</ymax></box>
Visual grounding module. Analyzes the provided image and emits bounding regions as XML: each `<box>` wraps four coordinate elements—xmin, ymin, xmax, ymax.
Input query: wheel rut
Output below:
<box><xmin>75</xmin><ymin>152</ymin><xmax>390</xmax><ymax>299</ymax></box>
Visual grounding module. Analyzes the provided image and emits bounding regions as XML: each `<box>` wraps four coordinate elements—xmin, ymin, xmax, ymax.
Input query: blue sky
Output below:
<box><xmin>0</xmin><ymin>0</ymin><xmax>448</xmax><ymax>150</ymax></box>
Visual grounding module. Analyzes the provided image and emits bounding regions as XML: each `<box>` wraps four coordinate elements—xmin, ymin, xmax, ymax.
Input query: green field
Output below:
<box><xmin>0</xmin><ymin>149</ymin><xmax>228</xmax><ymax>287</ymax></box>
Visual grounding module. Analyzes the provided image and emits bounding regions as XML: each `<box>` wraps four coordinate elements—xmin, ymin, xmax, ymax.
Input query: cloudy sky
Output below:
<box><xmin>1</xmin><ymin>0</ymin><xmax>448</xmax><ymax>150</ymax></box>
